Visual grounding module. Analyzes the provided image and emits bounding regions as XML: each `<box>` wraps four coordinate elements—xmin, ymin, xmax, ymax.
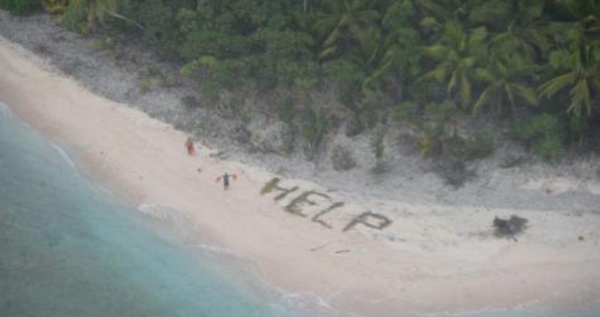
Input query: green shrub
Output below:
<box><xmin>302</xmin><ymin>108</ymin><xmax>330</xmax><ymax>158</ymax></box>
<box><xmin>393</xmin><ymin>100</ymin><xmax>423</xmax><ymax>127</ymax></box>
<box><xmin>260</xmin><ymin>178</ymin><xmax>280</xmax><ymax>195</ymax></box>
<box><xmin>512</xmin><ymin>114</ymin><xmax>563</xmax><ymax>158</ymax></box>
<box><xmin>60</xmin><ymin>1</ymin><xmax>89</xmax><ymax>33</ymax></box>
<box><xmin>419</xmin><ymin>126</ymin><xmax>444</xmax><ymax>158</ymax></box>
<box><xmin>278</xmin><ymin>99</ymin><xmax>295</xmax><ymax>125</ymax></box>
<box><xmin>532</xmin><ymin>134</ymin><xmax>563</xmax><ymax>158</ymax></box>
<box><xmin>470</xmin><ymin>133</ymin><xmax>495</xmax><ymax>159</ymax></box>
<box><xmin>423</xmin><ymin>132</ymin><xmax>494</xmax><ymax>162</ymax></box>
<box><xmin>331</xmin><ymin>144</ymin><xmax>357</xmax><ymax>171</ymax></box>
<box><xmin>140</xmin><ymin>80</ymin><xmax>152</xmax><ymax>94</ymax></box>
<box><xmin>0</xmin><ymin>0</ymin><xmax>42</xmax><ymax>15</ymax></box>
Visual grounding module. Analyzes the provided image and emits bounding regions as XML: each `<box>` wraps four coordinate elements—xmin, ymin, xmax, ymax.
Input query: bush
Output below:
<box><xmin>260</xmin><ymin>178</ymin><xmax>281</xmax><ymax>195</ymax></box>
<box><xmin>468</xmin><ymin>132</ymin><xmax>495</xmax><ymax>159</ymax></box>
<box><xmin>532</xmin><ymin>134</ymin><xmax>563</xmax><ymax>158</ymax></box>
<box><xmin>393</xmin><ymin>100</ymin><xmax>423</xmax><ymax>128</ymax></box>
<box><xmin>512</xmin><ymin>114</ymin><xmax>563</xmax><ymax>158</ymax></box>
<box><xmin>140</xmin><ymin>80</ymin><xmax>152</xmax><ymax>94</ymax></box>
<box><xmin>331</xmin><ymin>144</ymin><xmax>357</xmax><ymax>171</ymax></box>
<box><xmin>278</xmin><ymin>98</ymin><xmax>295</xmax><ymax>126</ymax></box>
<box><xmin>372</xmin><ymin>127</ymin><xmax>386</xmax><ymax>162</ymax></box>
<box><xmin>301</xmin><ymin>108</ymin><xmax>331</xmax><ymax>158</ymax></box>
<box><xmin>0</xmin><ymin>0</ymin><xmax>42</xmax><ymax>15</ymax></box>
<box><xmin>419</xmin><ymin>126</ymin><xmax>444</xmax><ymax>158</ymax></box>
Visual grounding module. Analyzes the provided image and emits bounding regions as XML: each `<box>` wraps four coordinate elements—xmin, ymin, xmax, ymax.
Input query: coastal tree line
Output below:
<box><xmin>3</xmin><ymin>0</ymin><xmax>600</xmax><ymax>160</ymax></box>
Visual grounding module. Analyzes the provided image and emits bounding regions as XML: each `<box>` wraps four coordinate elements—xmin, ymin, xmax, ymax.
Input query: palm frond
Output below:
<box><xmin>470</xmin><ymin>26</ymin><xmax>487</xmax><ymax>44</ymax></box>
<box><xmin>421</xmin><ymin>66</ymin><xmax>448</xmax><ymax>81</ymax></box>
<box><xmin>568</xmin><ymin>79</ymin><xmax>592</xmax><ymax>116</ymax></box>
<box><xmin>475</xmin><ymin>67</ymin><xmax>493</xmax><ymax>82</ymax></box>
<box><xmin>319</xmin><ymin>45</ymin><xmax>338</xmax><ymax>59</ymax></box>
<box><xmin>503</xmin><ymin>83</ymin><xmax>514</xmax><ymax>106</ymax></box>
<box><xmin>356</xmin><ymin>9</ymin><xmax>380</xmax><ymax>25</ymax></box>
<box><xmin>448</xmin><ymin>70</ymin><xmax>458</xmax><ymax>94</ymax></box>
<box><xmin>460</xmin><ymin>74</ymin><xmax>471</xmax><ymax>106</ymax></box>
<box><xmin>539</xmin><ymin>73</ymin><xmax>577</xmax><ymax>98</ymax></box>
<box><xmin>514</xmin><ymin>85</ymin><xmax>540</xmax><ymax>106</ymax></box>
<box><xmin>354</xmin><ymin>27</ymin><xmax>382</xmax><ymax>67</ymax></box>
<box><xmin>445</xmin><ymin>20</ymin><xmax>464</xmax><ymax>47</ymax></box>
<box><xmin>416</xmin><ymin>0</ymin><xmax>447</xmax><ymax>21</ymax></box>
<box><xmin>424</xmin><ymin>44</ymin><xmax>451</xmax><ymax>61</ymax></box>
<box><xmin>462</xmin><ymin>56</ymin><xmax>476</xmax><ymax>68</ymax></box>
<box><xmin>472</xmin><ymin>85</ymin><xmax>496</xmax><ymax>114</ymax></box>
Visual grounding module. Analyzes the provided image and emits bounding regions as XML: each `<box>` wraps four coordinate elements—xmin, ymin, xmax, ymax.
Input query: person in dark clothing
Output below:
<box><xmin>222</xmin><ymin>172</ymin><xmax>230</xmax><ymax>190</ymax></box>
<box><xmin>216</xmin><ymin>172</ymin><xmax>236</xmax><ymax>190</ymax></box>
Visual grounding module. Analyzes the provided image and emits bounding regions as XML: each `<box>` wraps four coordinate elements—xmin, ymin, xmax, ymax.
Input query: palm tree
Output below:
<box><xmin>488</xmin><ymin>1</ymin><xmax>547</xmax><ymax>62</ymax></box>
<box><xmin>421</xmin><ymin>20</ymin><xmax>488</xmax><ymax>108</ymax></box>
<box><xmin>539</xmin><ymin>24</ymin><xmax>600</xmax><ymax>117</ymax></box>
<box><xmin>371</xmin><ymin>0</ymin><xmax>424</xmax><ymax>81</ymax></box>
<box><xmin>347</xmin><ymin>26</ymin><xmax>384</xmax><ymax>79</ymax></box>
<box><xmin>314</xmin><ymin>0</ymin><xmax>381</xmax><ymax>60</ymax></box>
<box><xmin>469</xmin><ymin>1</ymin><xmax>545</xmax><ymax>115</ymax></box>
<box><xmin>473</xmin><ymin>55</ymin><xmax>539</xmax><ymax>115</ymax></box>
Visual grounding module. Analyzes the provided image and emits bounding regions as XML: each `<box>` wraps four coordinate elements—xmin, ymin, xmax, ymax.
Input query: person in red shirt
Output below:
<box><xmin>185</xmin><ymin>137</ymin><xmax>195</xmax><ymax>155</ymax></box>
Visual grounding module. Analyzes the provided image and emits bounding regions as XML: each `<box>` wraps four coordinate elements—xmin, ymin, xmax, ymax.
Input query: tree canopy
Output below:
<box><xmin>4</xmin><ymin>0</ymin><xmax>600</xmax><ymax>157</ymax></box>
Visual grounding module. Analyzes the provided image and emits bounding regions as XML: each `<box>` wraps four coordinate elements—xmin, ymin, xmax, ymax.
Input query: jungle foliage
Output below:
<box><xmin>0</xmin><ymin>0</ymin><xmax>42</xmax><ymax>15</ymax></box>
<box><xmin>8</xmin><ymin>0</ymin><xmax>600</xmax><ymax>158</ymax></box>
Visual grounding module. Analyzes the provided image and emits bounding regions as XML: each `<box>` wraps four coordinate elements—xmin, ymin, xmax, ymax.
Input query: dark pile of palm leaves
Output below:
<box><xmin>493</xmin><ymin>215</ymin><xmax>528</xmax><ymax>241</ymax></box>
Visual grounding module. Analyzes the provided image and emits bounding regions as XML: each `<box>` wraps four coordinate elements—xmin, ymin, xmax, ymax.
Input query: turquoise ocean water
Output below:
<box><xmin>0</xmin><ymin>102</ymin><xmax>597</xmax><ymax>317</ymax></box>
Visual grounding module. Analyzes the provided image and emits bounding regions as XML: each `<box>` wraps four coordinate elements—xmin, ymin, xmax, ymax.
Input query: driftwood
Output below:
<box><xmin>493</xmin><ymin>215</ymin><xmax>528</xmax><ymax>241</ymax></box>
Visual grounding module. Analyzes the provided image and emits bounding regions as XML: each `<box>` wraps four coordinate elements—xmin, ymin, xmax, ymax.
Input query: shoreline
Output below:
<box><xmin>2</xmin><ymin>32</ymin><xmax>600</xmax><ymax>317</ymax></box>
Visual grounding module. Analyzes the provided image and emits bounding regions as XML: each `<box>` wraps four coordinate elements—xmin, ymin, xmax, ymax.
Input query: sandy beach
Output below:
<box><xmin>2</xmin><ymin>30</ymin><xmax>600</xmax><ymax>317</ymax></box>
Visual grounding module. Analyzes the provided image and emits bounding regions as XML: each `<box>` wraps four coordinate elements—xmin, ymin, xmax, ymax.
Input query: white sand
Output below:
<box><xmin>1</xmin><ymin>35</ymin><xmax>600</xmax><ymax>316</ymax></box>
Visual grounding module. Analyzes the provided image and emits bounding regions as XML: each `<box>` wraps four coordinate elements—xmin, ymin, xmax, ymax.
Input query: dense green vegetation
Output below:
<box><xmin>0</xmin><ymin>0</ymin><xmax>42</xmax><ymax>15</ymax></box>
<box><xmin>4</xmin><ymin>0</ymin><xmax>600</xmax><ymax>159</ymax></box>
